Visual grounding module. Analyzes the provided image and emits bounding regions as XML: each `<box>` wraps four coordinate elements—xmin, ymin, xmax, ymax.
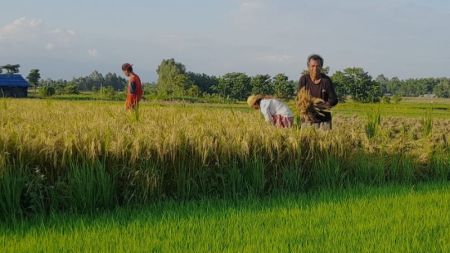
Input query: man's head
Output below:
<box><xmin>122</xmin><ymin>63</ymin><xmax>133</xmax><ymax>77</ymax></box>
<box><xmin>307</xmin><ymin>54</ymin><xmax>324</xmax><ymax>77</ymax></box>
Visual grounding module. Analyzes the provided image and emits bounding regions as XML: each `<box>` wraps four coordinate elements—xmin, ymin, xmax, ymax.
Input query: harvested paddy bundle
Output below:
<box><xmin>296</xmin><ymin>87</ymin><xmax>330</xmax><ymax>122</ymax></box>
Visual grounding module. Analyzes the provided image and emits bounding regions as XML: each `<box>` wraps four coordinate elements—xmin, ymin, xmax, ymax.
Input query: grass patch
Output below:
<box><xmin>0</xmin><ymin>183</ymin><xmax>449</xmax><ymax>252</ymax></box>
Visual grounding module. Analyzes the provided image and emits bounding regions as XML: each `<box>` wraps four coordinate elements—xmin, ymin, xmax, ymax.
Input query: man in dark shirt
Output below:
<box><xmin>298</xmin><ymin>54</ymin><xmax>338</xmax><ymax>130</ymax></box>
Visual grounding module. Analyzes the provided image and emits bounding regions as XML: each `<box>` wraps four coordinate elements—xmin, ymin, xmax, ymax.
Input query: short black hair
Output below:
<box><xmin>307</xmin><ymin>54</ymin><xmax>324</xmax><ymax>67</ymax></box>
<box><xmin>122</xmin><ymin>63</ymin><xmax>133</xmax><ymax>72</ymax></box>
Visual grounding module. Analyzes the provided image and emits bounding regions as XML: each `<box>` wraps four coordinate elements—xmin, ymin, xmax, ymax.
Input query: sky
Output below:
<box><xmin>0</xmin><ymin>0</ymin><xmax>450</xmax><ymax>82</ymax></box>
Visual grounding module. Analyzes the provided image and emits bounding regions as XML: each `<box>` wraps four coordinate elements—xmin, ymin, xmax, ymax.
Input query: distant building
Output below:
<box><xmin>0</xmin><ymin>74</ymin><xmax>29</xmax><ymax>97</ymax></box>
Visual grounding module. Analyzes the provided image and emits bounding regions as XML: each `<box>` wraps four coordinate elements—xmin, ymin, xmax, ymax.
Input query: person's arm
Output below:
<box><xmin>325</xmin><ymin>79</ymin><xmax>338</xmax><ymax>107</ymax></box>
<box><xmin>129</xmin><ymin>77</ymin><xmax>137</xmax><ymax>95</ymax></box>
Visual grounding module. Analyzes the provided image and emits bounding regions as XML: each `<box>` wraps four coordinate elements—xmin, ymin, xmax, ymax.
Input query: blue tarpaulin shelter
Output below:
<box><xmin>0</xmin><ymin>74</ymin><xmax>29</xmax><ymax>97</ymax></box>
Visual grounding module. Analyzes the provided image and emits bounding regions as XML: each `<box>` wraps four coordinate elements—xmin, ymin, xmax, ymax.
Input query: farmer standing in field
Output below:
<box><xmin>122</xmin><ymin>63</ymin><xmax>143</xmax><ymax>111</ymax></box>
<box><xmin>247</xmin><ymin>95</ymin><xmax>294</xmax><ymax>128</ymax></box>
<box><xmin>297</xmin><ymin>54</ymin><xmax>338</xmax><ymax>130</ymax></box>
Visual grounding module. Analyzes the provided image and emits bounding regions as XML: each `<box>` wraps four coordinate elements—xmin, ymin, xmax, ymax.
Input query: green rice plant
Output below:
<box><xmin>121</xmin><ymin>162</ymin><xmax>164</xmax><ymax>204</ymax></box>
<box><xmin>420</xmin><ymin>109</ymin><xmax>433</xmax><ymax>137</ymax></box>
<box><xmin>21</xmin><ymin>167</ymin><xmax>47</xmax><ymax>216</ymax></box>
<box><xmin>281</xmin><ymin>160</ymin><xmax>307</xmax><ymax>192</ymax></box>
<box><xmin>0</xmin><ymin>163</ymin><xmax>26</xmax><ymax>222</ymax></box>
<box><xmin>222</xmin><ymin>161</ymin><xmax>244</xmax><ymax>199</ymax></box>
<box><xmin>310</xmin><ymin>153</ymin><xmax>345</xmax><ymax>189</ymax></box>
<box><xmin>65</xmin><ymin>161</ymin><xmax>116</xmax><ymax>213</ymax></box>
<box><xmin>365</xmin><ymin>109</ymin><xmax>381</xmax><ymax>138</ymax></box>
<box><xmin>429</xmin><ymin>151</ymin><xmax>450</xmax><ymax>181</ymax></box>
<box><xmin>241</xmin><ymin>156</ymin><xmax>266</xmax><ymax>196</ymax></box>
<box><xmin>386</xmin><ymin>154</ymin><xmax>416</xmax><ymax>184</ymax></box>
<box><xmin>348</xmin><ymin>152</ymin><xmax>385</xmax><ymax>185</ymax></box>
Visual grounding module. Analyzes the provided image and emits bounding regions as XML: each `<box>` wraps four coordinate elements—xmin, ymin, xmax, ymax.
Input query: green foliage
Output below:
<box><xmin>392</xmin><ymin>95</ymin><xmax>402</xmax><ymax>104</ymax></box>
<box><xmin>376</xmin><ymin>74</ymin><xmax>390</xmax><ymax>94</ymax></box>
<box><xmin>0</xmin><ymin>165</ymin><xmax>26</xmax><ymax>222</ymax></box>
<box><xmin>1</xmin><ymin>184</ymin><xmax>449</xmax><ymax>252</ymax></box>
<box><xmin>65</xmin><ymin>161</ymin><xmax>115</xmax><ymax>213</ymax></box>
<box><xmin>38</xmin><ymin>86</ymin><xmax>56</xmax><ymax>97</ymax></box>
<box><xmin>41</xmin><ymin>72</ymin><xmax>126</xmax><ymax>92</ymax></box>
<box><xmin>273</xmin><ymin>73</ymin><xmax>295</xmax><ymax>99</ymax></box>
<box><xmin>185</xmin><ymin>85</ymin><xmax>201</xmax><ymax>97</ymax></box>
<box><xmin>381</xmin><ymin>76</ymin><xmax>444</xmax><ymax>97</ymax></box>
<box><xmin>433</xmin><ymin>80</ymin><xmax>450</xmax><ymax>98</ymax></box>
<box><xmin>215</xmin><ymin>72</ymin><xmax>251</xmax><ymax>99</ymax></box>
<box><xmin>332</xmin><ymin>68</ymin><xmax>381</xmax><ymax>103</ymax></box>
<box><xmin>95</xmin><ymin>86</ymin><xmax>119</xmax><ymax>100</ymax></box>
<box><xmin>156</xmin><ymin>58</ymin><xmax>189</xmax><ymax>96</ymax></box>
<box><xmin>142</xmin><ymin>83</ymin><xmax>158</xmax><ymax>97</ymax></box>
<box><xmin>365</xmin><ymin>110</ymin><xmax>381</xmax><ymax>138</ymax></box>
<box><xmin>63</xmin><ymin>84</ymin><xmax>80</xmax><ymax>95</ymax></box>
<box><xmin>186</xmin><ymin>72</ymin><xmax>219</xmax><ymax>94</ymax></box>
<box><xmin>73</xmin><ymin>71</ymin><xmax>126</xmax><ymax>91</ymax></box>
<box><xmin>331</xmin><ymin>71</ymin><xmax>348</xmax><ymax>102</ymax></box>
<box><xmin>0</xmin><ymin>64</ymin><xmax>20</xmax><ymax>74</ymax></box>
<box><xmin>381</xmin><ymin>95</ymin><xmax>391</xmax><ymax>104</ymax></box>
<box><xmin>420</xmin><ymin>109</ymin><xmax>433</xmax><ymax>137</ymax></box>
<box><xmin>251</xmin><ymin>74</ymin><xmax>273</xmax><ymax>95</ymax></box>
<box><xmin>26</xmin><ymin>69</ymin><xmax>41</xmax><ymax>88</ymax></box>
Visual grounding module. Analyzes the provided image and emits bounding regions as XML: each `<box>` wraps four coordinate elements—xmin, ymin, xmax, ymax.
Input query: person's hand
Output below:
<box><xmin>315</xmin><ymin>102</ymin><xmax>331</xmax><ymax>110</ymax></box>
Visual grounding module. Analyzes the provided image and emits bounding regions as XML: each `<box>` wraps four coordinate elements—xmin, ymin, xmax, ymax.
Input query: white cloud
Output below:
<box><xmin>0</xmin><ymin>17</ymin><xmax>43</xmax><ymax>42</ymax></box>
<box><xmin>0</xmin><ymin>17</ymin><xmax>77</xmax><ymax>51</ymax></box>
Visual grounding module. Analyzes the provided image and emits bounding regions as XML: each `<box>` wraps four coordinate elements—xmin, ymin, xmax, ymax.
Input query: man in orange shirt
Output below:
<box><xmin>122</xmin><ymin>63</ymin><xmax>143</xmax><ymax>111</ymax></box>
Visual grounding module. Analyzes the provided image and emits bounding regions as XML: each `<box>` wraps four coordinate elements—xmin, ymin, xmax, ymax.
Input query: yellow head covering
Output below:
<box><xmin>247</xmin><ymin>95</ymin><xmax>264</xmax><ymax>107</ymax></box>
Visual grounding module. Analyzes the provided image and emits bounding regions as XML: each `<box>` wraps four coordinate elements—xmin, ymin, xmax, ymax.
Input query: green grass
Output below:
<box><xmin>332</xmin><ymin>98</ymin><xmax>450</xmax><ymax>119</ymax></box>
<box><xmin>1</xmin><ymin>183</ymin><xmax>449</xmax><ymax>253</ymax></box>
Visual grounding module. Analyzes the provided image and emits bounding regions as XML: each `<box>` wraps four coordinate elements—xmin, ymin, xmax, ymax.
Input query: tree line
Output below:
<box><xmin>153</xmin><ymin>59</ymin><xmax>450</xmax><ymax>101</ymax></box>
<box><xmin>3</xmin><ymin>61</ymin><xmax>449</xmax><ymax>100</ymax></box>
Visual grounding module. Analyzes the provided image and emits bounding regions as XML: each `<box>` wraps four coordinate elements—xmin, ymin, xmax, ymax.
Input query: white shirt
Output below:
<box><xmin>259</xmin><ymin>99</ymin><xmax>293</xmax><ymax>122</ymax></box>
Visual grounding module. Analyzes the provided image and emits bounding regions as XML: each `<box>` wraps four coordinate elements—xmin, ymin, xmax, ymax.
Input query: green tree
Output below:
<box><xmin>64</xmin><ymin>83</ymin><xmax>80</xmax><ymax>94</ymax></box>
<box><xmin>433</xmin><ymin>80</ymin><xmax>450</xmax><ymax>98</ymax></box>
<box><xmin>375</xmin><ymin>74</ymin><xmax>389</xmax><ymax>95</ymax></box>
<box><xmin>1</xmin><ymin>64</ymin><xmax>20</xmax><ymax>74</ymax></box>
<box><xmin>215</xmin><ymin>73</ymin><xmax>251</xmax><ymax>100</ymax></box>
<box><xmin>38</xmin><ymin>86</ymin><xmax>55</xmax><ymax>97</ymax></box>
<box><xmin>27</xmin><ymin>69</ymin><xmax>41</xmax><ymax>93</ymax></box>
<box><xmin>156</xmin><ymin>59</ymin><xmax>188</xmax><ymax>96</ymax></box>
<box><xmin>333</xmin><ymin>68</ymin><xmax>381</xmax><ymax>103</ymax></box>
<box><xmin>186</xmin><ymin>85</ymin><xmax>201</xmax><ymax>97</ymax></box>
<box><xmin>331</xmin><ymin>71</ymin><xmax>349</xmax><ymax>102</ymax></box>
<box><xmin>273</xmin><ymin>73</ymin><xmax>294</xmax><ymax>98</ymax></box>
<box><xmin>186</xmin><ymin>72</ymin><xmax>219</xmax><ymax>94</ymax></box>
<box><xmin>251</xmin><ymin>74</ymin><xmax>273</xmax><ymax>95</ymax></box>
<box><xmin>104</xmin><ymin>72</ymin><xmax>126</xmax><ymax>91</ymax></box>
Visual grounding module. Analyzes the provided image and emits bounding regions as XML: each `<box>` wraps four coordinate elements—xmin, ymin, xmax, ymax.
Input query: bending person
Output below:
<box><xmin>247</xmin><ymin>95</ymin><xmax>294</xmax><ymax>128</ymax></box>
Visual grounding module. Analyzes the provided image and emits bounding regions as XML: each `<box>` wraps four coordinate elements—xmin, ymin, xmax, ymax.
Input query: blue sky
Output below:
<box><xmin>1</xmin><ymin>0</ymin><xmax>449</xmax><ymax>82</ymax></box>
